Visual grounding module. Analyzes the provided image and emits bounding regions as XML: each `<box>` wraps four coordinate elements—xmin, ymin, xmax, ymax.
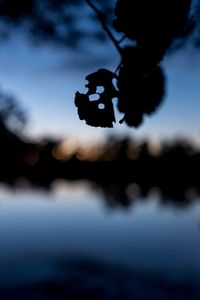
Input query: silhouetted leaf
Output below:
<box><xmin>114</xmin><ymin>0</ymin><xmax>192</xmax><ymax>54</ymax></box>
<box><xmin>75</xmin><ymin>68</ymin><xmax>118</xmax><ymax>128</ymax></box>
<box><xmin>117</xmin><ymin>47</ymin><xmax>165</xmax><ymax>127</ymax></box>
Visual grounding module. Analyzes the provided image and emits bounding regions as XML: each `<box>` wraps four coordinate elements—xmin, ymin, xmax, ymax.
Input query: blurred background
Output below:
<box><xmin>0</xmin><ymin>0</ymin><xmax>200</xmax><ymax>299</ymax></box>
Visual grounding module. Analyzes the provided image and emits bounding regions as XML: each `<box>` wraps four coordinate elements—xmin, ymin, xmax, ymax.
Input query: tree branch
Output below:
<box><xmin>85</xmin><ymin>0</ymin><xmax>122</xmax><ymax>55</ymax></box>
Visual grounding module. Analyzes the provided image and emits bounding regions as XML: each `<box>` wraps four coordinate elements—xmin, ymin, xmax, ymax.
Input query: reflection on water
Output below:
<box><xmin>0</xmin><ymin>181</ymin><xmax>200</xmax><ymax>299</ymax></box>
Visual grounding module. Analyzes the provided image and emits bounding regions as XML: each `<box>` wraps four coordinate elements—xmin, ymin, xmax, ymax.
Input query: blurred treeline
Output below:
<box><xmin>1</xmin><ymin>97</ymin><xmax>200</xmax><ymax>207</ymax></box>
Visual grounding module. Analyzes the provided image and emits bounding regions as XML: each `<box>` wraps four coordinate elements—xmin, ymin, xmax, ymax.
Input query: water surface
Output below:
<box><xmin>0</xmin><ymin>181</ymin><xmax>200</xmax><ymax>299</ymax></box>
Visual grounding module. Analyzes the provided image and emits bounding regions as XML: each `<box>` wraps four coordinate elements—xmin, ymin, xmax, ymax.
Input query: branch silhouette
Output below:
<box><xmin>85</xmin><ymin>0</ymin><xmax>122</xmax><ymax>55</ymax></box>
<box><xmin>0</xmin><ymin>0</ymin><xmax>197</xmax><ymax>129</ymax></box>
<box><xmin>75</xmin><ymin>0</ymin><xmax>193</xmax><ymax>128</ymax></box>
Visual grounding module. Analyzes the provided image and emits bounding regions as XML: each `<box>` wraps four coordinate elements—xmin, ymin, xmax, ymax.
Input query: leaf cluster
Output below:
<box><xmin>75</xmin><ymin>0</ymin><xmax>193</xmax><ymax>128</ymax></box>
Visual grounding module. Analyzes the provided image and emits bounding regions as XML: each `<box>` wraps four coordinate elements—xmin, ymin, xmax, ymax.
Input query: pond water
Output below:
<box><xmin>0</xmin><ymin>181</ymin><xmax>200</xmax><ymax>299</ymax></box>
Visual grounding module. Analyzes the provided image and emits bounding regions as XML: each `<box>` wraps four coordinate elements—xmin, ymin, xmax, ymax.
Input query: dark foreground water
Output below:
<box><xmin>0</xmin><ymin>181</ymin><xmax>200</xmax><ymax>299</ymax></box>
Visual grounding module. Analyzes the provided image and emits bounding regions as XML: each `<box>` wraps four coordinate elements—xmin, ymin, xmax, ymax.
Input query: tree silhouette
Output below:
<box><xmin>0</xmin><ymin>0</ymin><xmax>114</xmax><ymax>47</ymax></box>
<box><xmin>0</xmin><ymin>89</ymin><xmax>27</xmax><ymax>133</ymax></box>
<box><xmin>75</xmin><ymin>0</ymin><xmax>194</xmax><ymax>128</ymax></box>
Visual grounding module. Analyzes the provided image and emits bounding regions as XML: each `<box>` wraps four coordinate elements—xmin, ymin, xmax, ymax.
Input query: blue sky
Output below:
<box><xmin>0</xmin><ymin>34</ymin><xmax>200</xmax><ymax>143</ymax></box>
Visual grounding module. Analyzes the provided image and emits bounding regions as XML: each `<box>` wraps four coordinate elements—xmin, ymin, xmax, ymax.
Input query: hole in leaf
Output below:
<box><xmin>89</xmin><ymin>94</ymin><xmax>100</xmax><ymax>101</ymax></box>
<box><xmin>79</xmin><ymin>81</ymin><xmax>89</xmax><ymax>94</ymax></box>
<box><xmin>112</xmin><ymin>78</ymin><xmax>118</xmax><ymax>90</ymax></box>
<box><xmin>96</xmin><ymin>86</ymin><xmax>104</xmax><ymax>93</ymax></box>
<box><xmin>98</xmin><ymin>103</ymin><xmax>105</xmax><ymax>110</ymax></box>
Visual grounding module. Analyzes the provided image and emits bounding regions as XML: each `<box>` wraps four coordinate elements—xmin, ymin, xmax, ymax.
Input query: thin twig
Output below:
<box><xmin>114</xmin><ymin>61</ymin><xmax>122</xmax><ymax>74</ymax></box>
<box><xmin>85</xmin><ymin>0</ymin><xmax>122</xmax><ymax>55</ymax></box>
<box><xmin>117</xmin><ymin>35</ymin><xmax>126</xmax><ymax>44</ymax></box>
